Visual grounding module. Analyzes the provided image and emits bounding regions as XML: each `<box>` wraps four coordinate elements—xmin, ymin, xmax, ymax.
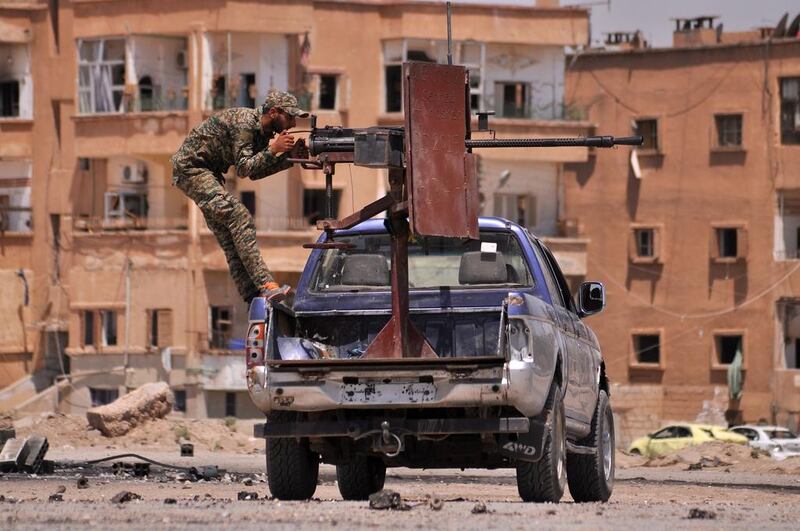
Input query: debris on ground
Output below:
<box><xmin>86</xmin><ymin>382</ymin><xmax>174</xmax><ymax>437</ymax></box>
<box><xmin>687</xmin><ymin>456</ymin><xmax>732</xmax><ymax>470</ymax></box>
<box><xmin>77</xmin><ymin>476</ymin><xmax>89</xmax><ymax>489</ymax></box>
<box><xmin>0</xmin><ymin>435</ymin><xmax>50</xmax><ymax>473</ymax></box>
<box><xmin>237</xmin><ymin>491</ymin><xmax>259</xmax><ymax>501</ymax></box>
<box><xmin>164</xmin><ymin>498</ymin><xmax>177</xmax><ymax>504</ymax></box>
<box><xmin>369</xmin><ymin>489</ymin><xmax>411</xmax><ymax>510</ymax></box>
<box><xmin>688</xmin><ymin>508</ymin><xmax>717</xmax><ymax>520</ymax></box>
<box><xmin>48</xmin><ymin>493</ymin><xmax>63</xmax><ymax>502</ymax></box>
<box><xmin>471</xmin><ymin>501</ymin><xmax>488</xmax><ymax>514</ymax></box>
<box><xmin>111</xmin><ymin>491</ymin><xmax>142</xmax><ymax>504</ymax></box>
<box><xmin>428</xmin><ymin>495</ymin><xmax>443</xmax><ymax>510</ymax></box>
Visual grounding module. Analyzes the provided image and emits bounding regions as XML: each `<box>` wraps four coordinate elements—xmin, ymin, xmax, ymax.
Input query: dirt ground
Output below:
<box><xmin>2</xmin><ymin>414</ymin><xmax>799</xmax><ymax>529</ymax></box>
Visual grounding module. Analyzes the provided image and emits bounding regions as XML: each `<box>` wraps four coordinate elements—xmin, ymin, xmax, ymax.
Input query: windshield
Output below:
<box><xmin>767</xmin><ymin>429</ymin><xmax>798</xmax><ymax>440</ymax></box>
<box><xmin>310</xmin><ymin>231</ymin><xmax>533</xmax><ymax>292</ymax></box>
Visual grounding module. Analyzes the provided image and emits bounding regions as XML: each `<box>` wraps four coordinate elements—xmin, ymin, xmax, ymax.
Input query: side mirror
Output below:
<box><xmin>578</xmin><ymin>281</ymin><xmax>605</xmax><ymax>317</ymax></box>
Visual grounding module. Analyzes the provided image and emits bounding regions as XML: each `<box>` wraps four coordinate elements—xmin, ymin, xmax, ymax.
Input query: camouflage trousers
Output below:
<box><xmin>174</xmin><ymin>168</ymin><xmax>273</xmax><ymax>302</ymax></box>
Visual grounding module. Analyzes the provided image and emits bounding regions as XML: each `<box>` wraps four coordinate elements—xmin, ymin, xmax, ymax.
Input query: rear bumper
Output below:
<box><xmin>246</xmin><ymin>356</ymin><xmax>547</xmax><ymax>417</ymax></box>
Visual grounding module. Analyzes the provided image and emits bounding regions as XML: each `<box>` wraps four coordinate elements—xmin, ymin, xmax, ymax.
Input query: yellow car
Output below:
<box><xmin>628</xmin><ymin>423</ymin><xmax>748</xmax><ymax>458</ymax></box>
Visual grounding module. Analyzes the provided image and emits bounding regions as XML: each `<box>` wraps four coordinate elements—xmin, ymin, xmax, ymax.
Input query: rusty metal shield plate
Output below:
<box><xmin>404</xmin><ymin>62</ymin><xmax>479</xmax><ymax>239</ymax></box>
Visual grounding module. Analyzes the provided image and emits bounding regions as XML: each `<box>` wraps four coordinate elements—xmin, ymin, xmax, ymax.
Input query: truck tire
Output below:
<box><xmin>516</xmin><ymin>384</ymin><xmax>566</xmax><ymax>502</ymax></box>
<box><xmin>336</xmin><ymin>456</ymin><xmax>387</xmax><ymax>500</ymax></box>
<box><xmin>266</xmin><ymin>412</ymin><xmax>319</xmax><ymax>500</ymax></box>
<box><xmin>566</xmin><ymin>390</ymin><xmax>614</xmax><ymax>502</ymax></box>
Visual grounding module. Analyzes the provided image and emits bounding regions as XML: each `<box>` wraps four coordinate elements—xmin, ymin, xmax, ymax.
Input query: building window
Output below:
<box><xmin>82</xmin><ymin>311</ymin><xmax>95</xmax><ymax>346</ymax></box>
<box><xmin>494</xmin><ymin>194</ymin><xmax>536</xmax><ymax>228</ymax></box>
<box><xmin>635</xmin><ymin>119</ymin><xmax>659</xmax><ymax>151</ymax></box>
<box><xmin>303</xmin><ymin>188</ymin><xmax>341</xmax><ymax>225</ymax></box>
<box><xmin>210</xmin><ymin>306</ymin><xmax>232</xmax><ymax>350</ymax></box>
<box><xmin>225</xmin><ymin>392</ymin><xmax>237</xmax><ymax>417</ymax></box>
<box><xmin>780</xmin><ymin>77</ymin><xmax>800</xmax><ymax>145</ymax></box>
<box><xmin>81</xmin><ymin>309</ymin><xmax>118</xmax><ymax>347</ymax></box>
<box><xmin>147</xmin><ymin>309</ymin><xmax>173</xmax><ymax>348</ymax></box>
<box><xmin>635</xmin><ymin>228</ymin><xmax>654</xmax><ymax>257</ymax></box>
<box><xmin>495</xmin><ymin>82</ymin><xmax>530</xmax><ymax>118</ymax></box>
<box><xmin>173</xmin><ymin>389</ymin><xmax>187</xmax><ymax>413</ymax></box>
<box><xmin>0</xmin><ymin>80</ymin><xmax>19</xmax><ymax>117</ymax></box>
<box><xmin>104</xmin><ymin>191</ymin><xmax>148</xmax><ymax>226</ymax></box>
<box><xmin>101</xmin><ymin>310</ymin><xmax>118</xmax><ymax>346</ymax></box>
<box><xmin>715</xmin><ymin>114</ymin><xmax>743</xmax><ymax>148</ymax></box>
<box><xmin>714</xmin><ymin>334</ymin><xmax>743</xmax><ymax>365</ymax></box>
<box><xmin>632</xmin><ymin>333</ymin><xmax>661</xmax><ymax>365</ymax></box>
<box><xmin>240</xmin><ymin>191</ymin><xmax>256</xmax><ymax>216</ymax></box>
<box><xmin>78</xmin><ymin>38</ymin><xmax>126</xmax><ymax>114</ymax></box>
<box><xmin>712</xmin><ymin>226</ymin><xmax>747</xmax><ymax>261</ymax></box>
<box><xmin>0</xmin><ymin>161</ymin><xmax>33</xmax><ymax>233</ymax></box>
<box><xmin>382</xmin><ymin>39</ymin><xmax>485</xmax><ymax>114</ymax></box>
<box><xmin>317</xmin><ymin>74</ymin><xmax>338</xmax><ymax>110</ymax></box>
<box><xmin>89</xmin><ymin>387</ymin><xmax>119</xmax><ymax>407</ymax></box>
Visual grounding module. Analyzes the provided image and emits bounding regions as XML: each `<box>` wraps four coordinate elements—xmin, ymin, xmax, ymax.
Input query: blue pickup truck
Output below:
<box><xmin>245</xmin><ymin>217</ymin><xmax>613</xmax><ymax>503</ymax></box>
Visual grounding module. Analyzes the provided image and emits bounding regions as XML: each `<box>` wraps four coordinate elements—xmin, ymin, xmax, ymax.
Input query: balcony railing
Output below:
<box><xmin>494</xmin><ymin>102</ymin><xmax>588</xmax><ymax>122</ymax></box>
<box><xmin>72</xmin><ymin>215</ymin><xmax>188</xmax><ymax>232</ymax></box>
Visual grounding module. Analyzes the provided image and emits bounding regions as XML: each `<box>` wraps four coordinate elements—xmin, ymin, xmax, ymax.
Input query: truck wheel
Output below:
<box><xmin>266</xmin><ymin>413</ymin><xmax>319</xmax><ymax>500</ymax></box>
<box><xmin>566</xmin><ymin>390</ymin><xmax>614</xmax><ymax>502</ymax></box>
<box><xmin>336</xmin><ymin>456</ymin><xmax>387</xmax><ymax>500</ymax></box>
<box><xmin>516</xmin><ymin>385</ymin><xmax>566</xmax><ymax>502</ymax></box>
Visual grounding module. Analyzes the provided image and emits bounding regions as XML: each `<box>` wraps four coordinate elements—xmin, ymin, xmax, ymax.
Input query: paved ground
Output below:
<box><xmin>1</xmin><ymin>449</ymin><xmax>799</xmax><ymax>530</ymax></box>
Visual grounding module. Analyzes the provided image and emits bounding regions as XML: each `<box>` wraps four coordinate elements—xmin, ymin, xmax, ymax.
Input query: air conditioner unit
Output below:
<box><xmin>176</xmin><ymin>50</ymin><xmax>188</xmax><ymax>70</ymax></box>
<box><xmin>121</xmin><ymin>162</ymin><xmax>148</xmax><ymax>184</ymax></box>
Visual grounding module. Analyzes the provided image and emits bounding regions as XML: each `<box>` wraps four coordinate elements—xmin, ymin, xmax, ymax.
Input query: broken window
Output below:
<box><xmin>714</xmin><ymin>334</ymin><xmax>743</xmax><ymax>365</ymax></box>
<box><xmin>0</xmin><ymin>159</ymin><xmax>33</xmax><ymax>233</ymax></box>
<box><xmin>635</xmin><ymin>119</ymin><xmax>659</xmax><ymax>151</ymax></box>
<box><xmin>240</xmin><ymin>191</ymin><xmax>256</xmax><ymax>216</ymax></box>
<box><xmin>101</xmin><ymin>310</ymin><xmax>118</xmax><ymax>346</ymax></box>
<box><xmin>89</xmin><ymin>388</ymin><xmax>119</xmax><ymax>407</ymax></box>
<box><xmin>317</xmin><ymin>74</ymin><xmax>338</xmax><ymax>110</ymax></box>
<box><xmin>210</xmin><ymin>306</ymin><xmax>232</xmax><ymax>350</ymax></box>
<box><xmin>303</xmin><ymin>188</ymin><xmax>341</xmax><ymax>225</ymax></box>
<box><xmin>775</xmin><ymin>191</ymin><xmax>800</xmax><ymax>260</ymax></box>
<box><xmin>104</xmin><ymin>191</ymin><xmax>148</xmax><ymax>225</ymax></box>
<box><xmin>716</xmin><ymin>227</ymin><xmax>738</xmax><ymax>258</ymax></box>
<box><xmin>0</xmin><ymin>43</ymin><xmax>32</xmax><ymax>119</ymax></box>
<box><xmin>225</xmin><ymin>392</ymin><xmax>237</xmax><ymax>417</ymax></box>
<box><xmin>382</xmin><ymin>39</ymin><xmax>485</xmax><ymax>114</ymax></box>
<box><xmin>495</xmin><ymin>82</ymin><xmax>530</xmax><ymax>118</ymax></box>
<box><xmin>147</xmin><ymin>309</ymin><xmax>173</xmax><ymax>348</ymax></box>
<box><xmin>715</xmin><ymin>114</ymin><xmax>743</xmax><ymax>148</ymax></box>
<box><xmin>173</xmin><ymin>389</ymin><xmax>187</xmax><ymax>413</ymax></box>
<box><xmin>81</xmin><ymin>309</ymin><xmax>118</xmax><ymax>347</ymax></box>
<box><xmin>780</xmin><ymin>77</ymin><xmax>800</xmax><ymax>145</ymax></box>
<box><xmin>494</xmin><ymin>193</ymin><xmax>536</xmax><ymax>228</ymax></box>
<box><xmin>635</xmin><ymin>228</ymin><xmax>654</xmax><ymax>257</ymax></box>
<box><xmin>78</xmin><ymin>38</ymin><xmax>126</xmax><ymax>113</ymax></box>
<box><xmin>778</xmin><ymin>301</ymin><xmax>800</xmax><ymax>369</ymax></box>
<box><xmin>632</xmin><ymin>334</ymin><xmax>660</xmax><ymax>364</ymax></box>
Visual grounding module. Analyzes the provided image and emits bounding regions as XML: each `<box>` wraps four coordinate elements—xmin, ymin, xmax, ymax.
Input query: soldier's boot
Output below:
<box><xmin>260</xmin><ymin>282</ymin><xmax>292</xmax><ymax>303</ymax></box>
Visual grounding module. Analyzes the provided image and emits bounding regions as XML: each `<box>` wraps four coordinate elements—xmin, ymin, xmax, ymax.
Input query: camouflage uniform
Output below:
<box><xmin>171</xmin><ymin>91</ymin><xmax>308</xmax><ymax>302</ymax></box>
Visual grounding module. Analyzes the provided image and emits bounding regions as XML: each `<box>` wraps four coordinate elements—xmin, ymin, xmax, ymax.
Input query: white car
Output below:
<box><xmin>730</xmin><ymin>425</ymin><xmax>800</xmax><ymax>460</ymax></box>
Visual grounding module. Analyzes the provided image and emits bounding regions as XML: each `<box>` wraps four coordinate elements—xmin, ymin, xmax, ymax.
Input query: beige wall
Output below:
<box><xmin>565</xmin><ymin>40</ymin><xmax>800</xmax><ymax>425</ymax></box>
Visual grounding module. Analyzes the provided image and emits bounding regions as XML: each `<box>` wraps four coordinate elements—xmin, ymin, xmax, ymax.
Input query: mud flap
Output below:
<box><xmin>497</xmin><ymin>417</ymin><xmax>546</xmax><ymax>463</ymax></box>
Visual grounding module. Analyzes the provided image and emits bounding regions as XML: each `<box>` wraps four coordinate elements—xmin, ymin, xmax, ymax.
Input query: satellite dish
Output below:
<box><xmin>774</xmin><ymin>13</ymin><xmax>789</xmax><ymax>38</ymax></box>
<box><xmin>716</xmin><ymin>23</ymin><xmax>724</xmax><ymax>43</ymax></box>
<box><xmin>787</xmin><ymin>14</ymin><xmax>800</xmax><ymax>38</ymax></box>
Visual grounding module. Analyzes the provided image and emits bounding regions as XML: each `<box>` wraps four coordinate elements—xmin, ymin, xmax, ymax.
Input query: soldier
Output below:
<box><xmin>171</xmin><ymin>90</ymin><xmax>309</xmax><ymax>303</ymax></box>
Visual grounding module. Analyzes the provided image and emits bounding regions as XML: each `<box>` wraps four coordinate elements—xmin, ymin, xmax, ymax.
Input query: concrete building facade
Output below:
<box><xmin>564</xmin><ymin>19</ymin><xmax>800</xmax><ymax>443</ymax></box>
<box><xmin>0</xmin><ymin>0</ymin><xmax>591</xmax><ymax>418</ymax></box>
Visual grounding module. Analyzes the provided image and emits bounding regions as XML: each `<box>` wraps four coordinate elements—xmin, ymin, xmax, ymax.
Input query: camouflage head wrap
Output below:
<box><xmin>261</xmin><ymin>90</ymin><xmax>309</xmax><ymax>118</ymax></box>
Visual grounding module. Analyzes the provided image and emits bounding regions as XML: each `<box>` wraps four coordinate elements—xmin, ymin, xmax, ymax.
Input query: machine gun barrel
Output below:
<box><xmin>465</xmin><ymin>135</ymin><xmax>643</xmax><ymax>149</ymax></box>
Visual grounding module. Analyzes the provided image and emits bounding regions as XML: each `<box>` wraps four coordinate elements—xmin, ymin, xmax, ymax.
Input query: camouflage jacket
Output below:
<box><xmin>171</xmin><ymin>107</ymin><xmax>292</xmax><ymax>183</ymax></box>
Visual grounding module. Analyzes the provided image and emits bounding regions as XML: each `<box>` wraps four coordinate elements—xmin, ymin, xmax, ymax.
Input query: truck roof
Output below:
<box><xmin>332</xmin><ymin>216</ymin><xmax>519</xmax><ymax>236</ymax></box>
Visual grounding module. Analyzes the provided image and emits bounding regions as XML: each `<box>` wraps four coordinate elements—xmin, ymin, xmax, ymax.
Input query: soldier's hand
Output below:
<box><xmin>290</xmin><ymin>139</ymin><xmax>309</xmax><ymax>159</ymax></box>
<box><xmin>270</xmin><ymin>130</ymin><xmax>295</xmax><ymax>154</ymax></box>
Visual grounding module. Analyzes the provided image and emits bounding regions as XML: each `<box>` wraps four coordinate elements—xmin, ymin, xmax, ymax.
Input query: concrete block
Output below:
<box><xmin>86</xmin><ymin>382</ymin><xmax>174</xmax><ymax>437</ymax></box>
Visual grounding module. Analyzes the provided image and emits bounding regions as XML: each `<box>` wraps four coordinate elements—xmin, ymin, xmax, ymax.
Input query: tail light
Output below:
<box><xmin>246</xmin><ymin>322</ymin><xmax>266</xmax><ymax>367</ymax></box>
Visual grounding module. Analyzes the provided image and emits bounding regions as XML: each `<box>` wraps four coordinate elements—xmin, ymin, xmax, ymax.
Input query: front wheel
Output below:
<box><xmin>336</xmin><ymin>456</ymin><xmax>387</xmax><ymax>500</ymax></box>
<box><xmin>566</xmin><ymin>390</ymin><xmax>615</xmax><ymax>502</ymax></box>
<box><xmin>516</xmin><ymin>384</ymin><xmax>567</xmax><ymax>502</ymax></box>
<box><xmin>266</xmin><ymin>413</ymin><xmax>320</xmax><ymax>500</ymax></box>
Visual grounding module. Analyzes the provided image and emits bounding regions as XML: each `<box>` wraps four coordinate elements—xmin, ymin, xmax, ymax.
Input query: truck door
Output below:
<box><xmin>530</xmin><ymin>240</ymin><xmax>587</xmax><ymax>422</ymax></box>
<box><xmin>537</xmin><ymin>242</ymin><xmax>598</xmax><ymax>424</ymax></box>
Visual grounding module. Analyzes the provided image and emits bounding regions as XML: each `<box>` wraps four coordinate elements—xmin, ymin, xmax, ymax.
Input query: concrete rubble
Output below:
<box><xmin>86</xmin><ymin>382</ymin><xmax>174</xmax><ymax>437</ymax></box>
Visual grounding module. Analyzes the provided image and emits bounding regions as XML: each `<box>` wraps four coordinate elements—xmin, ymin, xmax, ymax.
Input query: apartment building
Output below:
<box><xmin>564</xmin><ymin>17</ymin><xmax>800</xmax><ymax>441</ymax></box>
<box><xmin>0</xmin><ymin>0</ymin><xmax>590</xmax><ymax>418</ymax></box>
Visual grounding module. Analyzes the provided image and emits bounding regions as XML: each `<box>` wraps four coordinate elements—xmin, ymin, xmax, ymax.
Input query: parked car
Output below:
<box><xmin>246</xmin><ymin>217</ymin><xmax>614</xmax><ymax>503</ymax></box>
<box><xmin>628</xmin><ymin>423</ymin><xmax>748</xmax><ymax>458</ymax></box>
<box><xmin>730</xmin><ymin>425</ymin><xmax>800</xmax><ymax>460</ymax></box>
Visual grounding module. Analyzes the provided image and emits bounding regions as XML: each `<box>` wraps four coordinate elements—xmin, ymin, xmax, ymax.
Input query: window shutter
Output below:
<box><xmin>652</xmin><ymin>227</ymin><xmax>661</xmax><ymax>261</ymax></box>
<box><xmin>710</xmin><ymin>228</ymin><xmax>720</xmax><ymax>259</ymax></box>
<box><xmin>146</xmin><ymin>310</ymin><xmax>153</xmax><ymax>347</ymax></box>
<box><xmin>157</xmin><ymin>309</ymin><xmax>173</xmax><ymax>348</ymax></box>
<box><xmin>737</xmin><ymin>227</ymin><xmax>748</xmax><ymax>259</ymax></box>
<box><xmin>628</xmin><ymin>228</ymin><xmax>637</xmax><ymax>259</ymax></box>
